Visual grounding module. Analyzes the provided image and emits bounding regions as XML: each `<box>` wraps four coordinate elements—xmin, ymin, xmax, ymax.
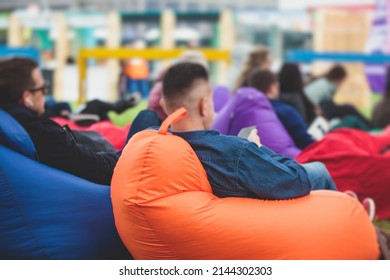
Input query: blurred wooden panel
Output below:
<box><xmin>313</xmin><ymin>9</ymin><xmax>371</xmax><ymax>109</ymax></box>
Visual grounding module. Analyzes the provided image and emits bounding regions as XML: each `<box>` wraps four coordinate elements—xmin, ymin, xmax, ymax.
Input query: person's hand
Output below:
<box><xmin>248</xmin><ymin>128</ymin><xmax>262</xmax><ymax>147</ymax></box>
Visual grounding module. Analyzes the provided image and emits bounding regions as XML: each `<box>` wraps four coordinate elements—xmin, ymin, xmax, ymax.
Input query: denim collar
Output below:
<box><xmin>172</xmin><ymin>129</ymin><xmax>220</xmax><ymax>140</ymax></box>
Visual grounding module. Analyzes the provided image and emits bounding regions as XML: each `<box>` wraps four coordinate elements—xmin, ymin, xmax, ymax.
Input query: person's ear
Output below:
<box><xmin>22</xmin><ymin>91</ymin><xmax>35</xmax><ymax>108</ymax></box>
<box><xmin>199</xmin><ymin>96</ymin><xmax>207</xmax><ymax>117</ymax></box>
<box><xmin>160</xmin><ymin>97</ymin><xmax>168</xmax><ymax>114</ymax></box>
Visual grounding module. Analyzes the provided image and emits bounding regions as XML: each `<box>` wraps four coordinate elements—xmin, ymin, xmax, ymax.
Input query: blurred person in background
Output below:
<box><xmin>123</xmin><ymin>39</ymin><xmax>150</xmax><ymax>99</ymax></box>
<box><xmin>278</xmin><ymin>63</ymin><xmax>319</xmax><ymax>126</ymax></box>
<box><xmin>304</xmin><ymin>65</ymin><xmax>372</xmax><ymax>130</ymax></box>
<box><xmin>232</xmin><ymin>45</ymin><xmax>271</xmax><ymax>93</ymax></box>
<box><xmin>0</xmin><ymin>57</ymin><xmax>138</xmax><ymax>185</ymax></box>
<box><xmin>304</xmin><ymin>64</ymin><xmax>347</xmax><ymax>106</ymax></box>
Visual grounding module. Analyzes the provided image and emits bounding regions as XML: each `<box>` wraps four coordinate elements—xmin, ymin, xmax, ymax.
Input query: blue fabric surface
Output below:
<box><xmin>0</xmin><ymin>145</ymin><xmax>131</xmax><ymax>259</ymax></box>
<box><xmin>0</xmin><ymin>109</ymin><xmax>37</xmax><ymax>159</ymax></box>
<box><xmin>0</xmin><ymin>110</ymin><xmax>131</xmax><ymax>259</ymax></box>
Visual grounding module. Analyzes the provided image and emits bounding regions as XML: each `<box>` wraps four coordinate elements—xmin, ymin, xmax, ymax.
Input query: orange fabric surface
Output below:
<box><xmin>111</xmin><ymin>108</ymin><xmax>379</xmax><ymax>260</ymax></box>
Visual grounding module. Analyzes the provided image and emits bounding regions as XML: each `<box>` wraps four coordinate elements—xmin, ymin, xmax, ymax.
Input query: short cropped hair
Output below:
<box><xmin>163</xmin><ymin>62</ymin><xmax>209</xmax><ymax>103</ymax></box>
<box><xmin>0</xmin><ymin>57</ymin><xmax>38</xmax><ymax>105</ymax></box>
<box><xmin>248</xmin><ymin>69</ymin><xmax>277</xmax><ymax>94</ymax></box>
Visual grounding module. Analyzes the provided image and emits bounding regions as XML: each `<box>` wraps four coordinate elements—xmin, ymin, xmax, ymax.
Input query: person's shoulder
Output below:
<box><xmin>272</xmin><ymin>99</ymin><xmax>294</xmax><ymax>111</ymax></box>
<box><xmin>305</xmin><ymin>78</ymin><xmax>323</xmax><ymax>88</ymax></box>
<box><xmin>280</xmin><ymin>91</ymin><xmax>301</xmax><ymax>100</ymax></box>
<box><xmin>280</xmin><ymin>101</ymin><xmax>300</xmax><ymax>114</ymax></box>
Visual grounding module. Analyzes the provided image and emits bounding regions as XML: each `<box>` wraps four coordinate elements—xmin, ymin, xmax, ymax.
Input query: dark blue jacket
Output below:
<box><xmin>270</xmin><ymin>100</ymin><xmax>314</xmax><ymax>149</ymax></box>
<box><xmin>1</xmin><ymin>104</ymin><xmax>118</xmax><ymax>185</ymax></box>
<box><xmin>173</xmin><ymin>130</ymin><xmax>311</xmax><ymax>200</ymax></box>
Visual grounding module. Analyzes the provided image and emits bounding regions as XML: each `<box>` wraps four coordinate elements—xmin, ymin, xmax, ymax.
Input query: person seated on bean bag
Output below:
<box><xmin>112</xmin><ymin>107</ymin><xmax>386</xmax><ymax>260</ymax></box>
<box><xmin>278</xmin><ymin>62</ymin><xmax>320</xmax><ymax>126</ymax></box>
<box><xmin>0</xmin><ymin>57</ymin><xmax>133</xmax><ymax>185</ymax></box>
<box><xmin>213</xmin><ymin>87</ymin><xmax>302</xmax><ymax>158</ymax></box>
<box><xmin>132</xmin><ymin>62</ymin><xmax>336</xmax><ymax>200</ymax></box>
<box><xmin>304</xmin><ymin>64</ymin><xmax>347</xmax><ymax>107</ymax></box>
<box><xmin>0</xmin><ymin>109</ymin><xmax>131</xmax><ymax>260</ymax></box>
<box><xmin>304</xmin><ymin>64</ymin><xmax>372</xmax><ymax>130</ymax></box>
<box><xmin>248</xmin><ymin>69</ymin><xmax>315</xmax><ymax>149</ymax></box>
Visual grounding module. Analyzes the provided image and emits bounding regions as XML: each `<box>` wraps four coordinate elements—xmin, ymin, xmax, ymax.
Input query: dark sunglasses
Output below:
<box><xmin>28</xmin><ymin>81</ymin><xmax>50</xmax><ymax>95</ymax></box>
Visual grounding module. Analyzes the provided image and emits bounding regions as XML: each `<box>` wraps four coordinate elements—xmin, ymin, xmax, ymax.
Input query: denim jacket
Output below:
<box><xmin>173</xmin><ymin>130</ymin><xmax>311</xmax><ymax>200</ymax></box>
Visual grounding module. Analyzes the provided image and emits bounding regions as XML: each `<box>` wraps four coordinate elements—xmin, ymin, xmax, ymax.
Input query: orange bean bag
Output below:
<box><xmin>111</xmin><ymin>108</ymin><xmax>379</xmax><ymax>260</ymax></box>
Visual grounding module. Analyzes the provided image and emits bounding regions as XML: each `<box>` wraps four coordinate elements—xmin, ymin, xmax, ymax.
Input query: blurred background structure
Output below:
<box><xmin>0</xmin><ymin>0</ymin><xmax>387</xmax><ymax>114</ymax></box>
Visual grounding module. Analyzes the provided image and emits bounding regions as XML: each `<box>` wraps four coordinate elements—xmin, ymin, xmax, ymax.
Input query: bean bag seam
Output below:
<box><xmin>133</xmin><ymin>137</ymin><xmax>181</xmax><ymax>258</ymax></box>
<box><xmin>133</xmin><ymin>204</ymin><xmax>180</xmax><ymax>260</ymax></box>
<box><xmin>126</xmin><ymin>133</ymin><xmax>206</xmax><ymax>259</ymax></box>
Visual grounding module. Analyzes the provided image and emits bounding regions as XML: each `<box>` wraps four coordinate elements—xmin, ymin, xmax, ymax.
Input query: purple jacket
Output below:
<box><xmin>213</xmin><ymin>87</ymin><xmax>301</xmax><ymax>158</ymax></box>
<box><xmin>213</xmin><ymin>86</ymin><xmax>231</xmax><ymax>112</ymax></box>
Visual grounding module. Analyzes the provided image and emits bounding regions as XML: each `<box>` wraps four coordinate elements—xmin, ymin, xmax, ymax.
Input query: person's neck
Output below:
<box><xmin>267</xmin><ymin>94</ymin><xmax>278</xmax><ymax>100</ymax></box>
<box><xmin>170</xmin><ymin>117</ymin><xmax>206</xmax><ymax>133</ymax></box>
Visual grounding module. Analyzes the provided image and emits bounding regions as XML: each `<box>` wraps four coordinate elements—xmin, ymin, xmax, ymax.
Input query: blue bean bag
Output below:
<box><xmin>0</xmin><ymin>109</ymin><xmax>131</xmax><ymax>259</ymax></box>
<box><xmin>213</xmin><ymin>88</ymin><xmax>301</xmax><ymax>158</ymax></box>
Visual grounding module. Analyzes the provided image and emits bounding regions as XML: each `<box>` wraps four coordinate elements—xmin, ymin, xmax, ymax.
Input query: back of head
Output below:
<box><xmin>0</xmin><ymin>57</ymin><xmax>38</xmax><ymax>105</ymax></box>
<box><xmin>248</xmin><ymin>69</ymin><xmax>277</xmax><ymax>94</ymax></box>
<box><xmin>326</xmin><ymin>65</ymin><xmax>347</xmax><ymax>82</ymax></box>
<box><xmin>247</xmin><ymin>46</ymin><xmax>270</xmax><ymax>69</ymax></box>
<box><xmin>162</xmin><ymin>62</ymin><xmax>209</xmax><ymax>112</ymax></box>
<box><xmin>279</xmin><ymin>63</ymin><xmax>317</xmax><ymax>123</ymax></box>
<box><xmin>279</xmin><ymin>63</ymin><xmax>304</xmax><ymax>93</ymax></box>
<box><xmin>233</xmin><ymin>45</ymin><xmax>270</xmax><ymax>92</ymax></box>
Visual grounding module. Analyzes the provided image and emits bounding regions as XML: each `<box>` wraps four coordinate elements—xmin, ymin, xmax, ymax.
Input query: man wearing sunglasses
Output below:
<box><xmin>0</xmin><ymin>57</ymin><xmax>118</xmax><ymax>185</ymax></box>
<box><xmin>25</xmin><ymin>78</ymin><xmax>50</xmax><ymax>116</ymax></box>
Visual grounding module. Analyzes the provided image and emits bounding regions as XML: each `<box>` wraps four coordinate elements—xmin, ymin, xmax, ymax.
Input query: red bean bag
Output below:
<box><xmin>111</xmin><ymin>108</ymin><xmax>379</xmax><ymax>260</ymax></box>
<box><xmin>297</xmin><ymin>127</ymin><xmax>390</xmax><ymax>220</ymax></box>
